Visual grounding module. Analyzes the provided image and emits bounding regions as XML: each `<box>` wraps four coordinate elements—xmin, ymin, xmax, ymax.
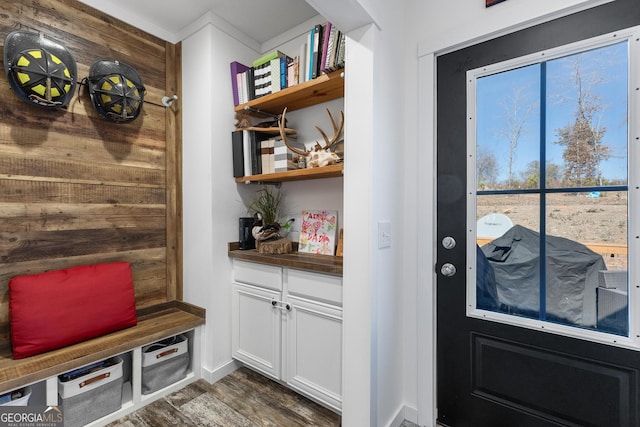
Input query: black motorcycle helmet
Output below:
<box><xmin>87</xmin><ymin>59</ymin><xmax>146</xmax><ymax>123</ymax></box>
<box><xmin>3</xmin><ymin>30</ymin><xmax>77</xmax><ymax>108</ymax></box>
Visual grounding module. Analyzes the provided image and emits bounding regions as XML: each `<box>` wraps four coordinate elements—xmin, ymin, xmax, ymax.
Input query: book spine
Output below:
<box><xmin>232</xmin><ymin>131</ymin><xmax>244</xmax><ymax>178</ymax></box>
<box><xmin>335</xmin><ymin>33</ymin><xmax>346</xmax><ymax>69</ymax></box>
<box><xmin>231</xmin><ymin>66</ymin><xmax>240</xmax><ymax>106</ymax></box>
<box><xmin>323</xmin><ymin>25</ymin><xmax>337</xmax><ymax>73</ymax></box>
<box><xmin>253</xmin><ymin>62</ymin><xmax>271</xmax><ymax>98</ymax></box>
<box><xmin>236</xmin><ymin>73</ymin><xmax>244</xmax><ymax>105</ymax></box>
<box><xmin>240</xmin><ymin>70</ymin><xmax>249</xmax><ymax>103</ymax></box>
<box><xmin>307</xmin><ymin>29</ymin><xmax>314</xmax><ymax>81</ymax></box>
<box><xmin>230</xmin><ymin>61</ymin><xmax>249</xmax><ymax>106</ymax></box>
<box><xmin>260</xmin><ymin>140</ymin><xmax>270</xmax><ymax>174</ymax></box>
<box><xmin>247</xmin><ymin>67</ymin><xmax>255</xmax><ymax>100</ymax></box>
<box><xmin>299</xmin><ymin>41</ymin><xmax>308</xmax><ymax>83</ymax></box>
<box><xmin>242</xmin><ymin>130</ymin><xmax>252</xmax><ymax>177</ymax></box>
<box><xmin>269</xmin><ymin>58</ymin><xmax>281</xmax><ymax>93</ymax></box>
<box><xmin>274</xmin><ymin>140</ymin><xmax>298</xmax><ymax>171</ymax></box>
<box><xmin>267</xmin><ymin>139</ymin><xmax>275</xmax><ymax>174</ymax></box>
<box><xmin>280</xmin><ymin>56</ymin><xmax>288</xmax><ymax>89</ymax></box>
<box><xmin>287</xmin><ymin>57</ymin><xmax>298</xmax><ymax>88</ymax></box>
<box><xmin>328</xmin><ymin>30</ymin><xmax>339</xmax><ymax>71</ymax></box>
<box><xmin>251</xmin><ymin>132</ymin><xmax>261</xmax><ymax>175</ymax></box>
<box><xmin>311</xmin><ymin>24</ymin><xmax>322</xmax><ymax>79</ymax></box>
<box><xmin>320</xmin><ymin>22</ymin><xmax>331</xmax><ymax>74</ymax></box>
<box><xmin>274</xmin><ymin>159</ymin><xmax>299</xmax><ymax>172</ymax></box>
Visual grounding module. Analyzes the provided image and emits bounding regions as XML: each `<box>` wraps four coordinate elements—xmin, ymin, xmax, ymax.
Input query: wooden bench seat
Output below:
<box><xmin>0</xmin><ymin>300</ymin><xmax>205</xmax><ymax>393</ymax></box>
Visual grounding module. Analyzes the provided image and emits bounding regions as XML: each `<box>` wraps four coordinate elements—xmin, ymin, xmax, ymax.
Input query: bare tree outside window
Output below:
<box><xmin>496</xmin><ymin>86</ymin><xmax>537</xmax><ymax>187</ymax></box>
<box><xmin>553</xmin><ymin>55</ymin><xmax>613</xmax><ymax>187</ymax></box>
<box><xmin>477</xmin><ymin>146</ymin><xmax>498</xmax><ymax>189</ymax></box>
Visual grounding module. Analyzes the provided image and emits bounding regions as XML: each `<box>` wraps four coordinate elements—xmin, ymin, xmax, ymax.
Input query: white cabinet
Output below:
<box><xmin>232</xmin><ymin>282</ymin><xmax>282</xmax><ymax>380</ymax></box>
<box><xmin>286</xmin><ymin>295</ymin><xmax>342</xmax><ymax>410</ymax></box>
<box><xmin>231</xmin><ymin>260</ymin><xmax>342</xmax><ymax>412</ymax></box>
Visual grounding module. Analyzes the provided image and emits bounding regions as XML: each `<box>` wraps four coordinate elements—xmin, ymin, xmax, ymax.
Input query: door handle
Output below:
<box><xmin>442</xmin><ymin>236</ymin><xmax>456</xmax><ymax>249</ymax></box>
<box><xmin>440</xmin><ymin>263</ymin><xmax>457</xmax><ymax>277</ymax></box>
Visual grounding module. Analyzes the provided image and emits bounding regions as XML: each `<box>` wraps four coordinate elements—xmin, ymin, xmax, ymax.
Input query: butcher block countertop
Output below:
<box><xmin>228</xmin><ymin>242</ymin><xmax>343</xmax><ymax>276</ymax></box>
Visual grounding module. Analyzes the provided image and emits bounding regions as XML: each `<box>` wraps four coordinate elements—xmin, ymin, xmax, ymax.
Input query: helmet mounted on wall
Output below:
<box><xmin>87</xmin><ymin>59</ymin><xmax>146</xmax><ymax>123</ymax></box>
<box><xmin>3</xmin><ymin>30</ymin><xmax>77</xmax><ymax>108</ymax></box>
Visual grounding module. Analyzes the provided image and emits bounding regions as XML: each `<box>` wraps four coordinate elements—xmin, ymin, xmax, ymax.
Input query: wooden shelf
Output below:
<box><xmin>235</xmin><ymin>163</ymin><xmax>343</xmax><ymax>184</ymax></box>
<box><xmin>228</xmin><ymin>242</ymin><xmax>343</xmax><ymax>276</ymax></box>
<box><xmin>235</xmin><ymin>70</ymin><xmax>344</xmax><ymax>116</ymax></box>
<box><xmin>237</xmin><ymin>127</ymin><xmax>296</xmax><ymax>135</ymax></box>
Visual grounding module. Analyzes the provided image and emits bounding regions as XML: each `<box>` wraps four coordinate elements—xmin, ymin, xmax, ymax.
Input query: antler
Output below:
<box><xmin>278</xmin><ymin>107</ymin><xmax>308</xmax><ymax>157</ymax></box>
<box><xmin>314</xmin><ymin>109</ymin><xmax>344</xmax><ymax>151</ymax></box>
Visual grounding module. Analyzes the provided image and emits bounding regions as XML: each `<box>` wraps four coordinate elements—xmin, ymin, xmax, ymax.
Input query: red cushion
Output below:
<box><xmin>9</xmin><ymin>262</ymin><xmax>138</xmax><ymax>359</ymax></box>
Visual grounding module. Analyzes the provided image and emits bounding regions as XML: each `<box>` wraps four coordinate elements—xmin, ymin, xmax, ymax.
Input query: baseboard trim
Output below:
<box><xmin>201</xmin><ymin>359</ymin><xmax>241</xmax><ymax>384</ymax></box>
<box><xmin>387</xmin><ymin>404</ymin><xmax>418</xmax><ymax>427</ymax></box>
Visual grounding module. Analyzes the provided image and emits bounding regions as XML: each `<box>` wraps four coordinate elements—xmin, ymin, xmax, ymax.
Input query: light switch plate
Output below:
<box><xmin>378</xmin><ymin>221</ymin><xmax>391</xmax><ymax>249</ymax></box>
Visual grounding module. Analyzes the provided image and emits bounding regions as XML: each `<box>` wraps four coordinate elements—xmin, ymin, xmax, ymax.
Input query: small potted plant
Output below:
<box><xmin>246</xmin><ymin>187</ymin><xmax>285</xmax><ymax>242</ymax></box>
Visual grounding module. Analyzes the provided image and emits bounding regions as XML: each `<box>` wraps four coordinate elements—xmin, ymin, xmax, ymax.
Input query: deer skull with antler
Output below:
<box><xmin>278</xmin><ymin>107</ymin><xmax>344</xmax><ymax>168</ymax></box>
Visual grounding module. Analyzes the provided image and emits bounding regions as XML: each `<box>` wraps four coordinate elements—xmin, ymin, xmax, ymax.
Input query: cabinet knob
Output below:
<box><xmin>285</xmin><ymin>304</ymin><xmax>291</xmax><ymax>311</ymax></box>
<box><xmin>271</xmin><ymin>300</ymin><xmax>277</xmax><ymax>307</ymax></box>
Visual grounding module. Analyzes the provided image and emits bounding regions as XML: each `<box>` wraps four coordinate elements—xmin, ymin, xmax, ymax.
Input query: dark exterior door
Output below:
<box><xmin>436</xmin><ymin>1</ymin><xmax>640</xmax><ymax>426</ymax></box>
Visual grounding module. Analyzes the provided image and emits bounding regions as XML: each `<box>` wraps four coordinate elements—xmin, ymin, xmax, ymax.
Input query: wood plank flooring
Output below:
<box><xmin>107</xmin><ymin>367</ymin><xmax>341</xmax><ymax>426</ymax></box>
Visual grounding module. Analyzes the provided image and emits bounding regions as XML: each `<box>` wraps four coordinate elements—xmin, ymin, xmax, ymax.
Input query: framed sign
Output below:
<box><xmin>298</xmin><ymin>210</ymin><xmax>338</xmax><ymax>255</ymax></box>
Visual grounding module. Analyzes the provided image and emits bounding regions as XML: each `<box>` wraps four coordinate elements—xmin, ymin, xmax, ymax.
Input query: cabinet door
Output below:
<box><xmin>232</xmin><ymin>283</ymin><xmax>281</xmax><ymax>380</ymax></box>
<box><xmin>285</xmin><ymin>295</ymin><xmax>342</xmax><ymax>412</ymax></box>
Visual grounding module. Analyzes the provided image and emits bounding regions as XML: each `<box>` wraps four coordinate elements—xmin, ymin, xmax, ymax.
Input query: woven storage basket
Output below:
<box><xmin>141</xmin><ymin>334</ymin><xmax>189</xmax><ymax>394</ymax></box>
<box><xmin>0</xmin><ymin>386</ymin><xmax>31</xmax><ymax>406</ymax></box>
<box><xmin>58</xmin><ymin>356</ymin><xmax>123</xmax><ymax>427</ymax></box>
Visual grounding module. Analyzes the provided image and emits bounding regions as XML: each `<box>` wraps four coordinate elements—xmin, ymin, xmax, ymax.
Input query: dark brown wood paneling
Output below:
<box><xmin>0</xmin><ymin>0</ymin><xmax>181</xmax><ymax>351</ymax></box>
<box><xmin>165</xmin><ymin>41</ymin><xmax>181</xmax><ymax>301</ymax></box>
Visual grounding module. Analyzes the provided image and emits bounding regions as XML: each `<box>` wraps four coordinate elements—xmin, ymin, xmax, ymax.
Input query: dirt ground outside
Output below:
<box><xmin>477</xmin><ymin>191</ymin><xmax>628</xmax><ymax>270</ymax></box>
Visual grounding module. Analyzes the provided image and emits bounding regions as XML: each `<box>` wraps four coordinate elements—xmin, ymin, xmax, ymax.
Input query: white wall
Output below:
<box><xmin>182</xmin><ymin>21</ymin><xmax>260</xmax><ymax>380</ymax></box>
<box><xmin>341</xmin><ymin>24</ymin><xmax>375</xmax><ymax>427</ymax></box>
<box><xmin>323</xmin><ymin>1</ymin><xmax>408</xmax><ymax>425</ymax></box>
<box><xmin>418</xmin><ymin>0</ymin><xmax>614</xmax><ymax>55</ymax></box>
<box><xmin>369</xmin><ymin>4</ymin><xmax>406</xmax><ymax>426</ymax></box>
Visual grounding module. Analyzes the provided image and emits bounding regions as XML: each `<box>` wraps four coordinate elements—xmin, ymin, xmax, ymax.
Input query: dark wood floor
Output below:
<box><xmin>108</xmin><ymin>367</ymin><xmax>341</xmax><ymax>426</ymax></box>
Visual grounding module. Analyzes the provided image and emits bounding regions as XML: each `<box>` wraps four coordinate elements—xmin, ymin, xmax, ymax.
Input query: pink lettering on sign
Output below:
<box><xmin>298</xmin><ymin>210</ymin><xmax>338</xmax><ymax>255</ymax></box>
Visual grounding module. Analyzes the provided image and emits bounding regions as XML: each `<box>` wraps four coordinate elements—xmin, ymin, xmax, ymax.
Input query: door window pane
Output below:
<box><xmin>476</xmin><ymin>65</ymin><xmax>540</xmax><ymax>190</ymax></box>
<box><xmin>546</xmin><ymin>43</ymin><xmax>628</xmax><ymax>189</ymax></box>
<box><xmin>471</xmin><ymin>39</ymin><xmax>629</xmax><ymax>337</ymax></box>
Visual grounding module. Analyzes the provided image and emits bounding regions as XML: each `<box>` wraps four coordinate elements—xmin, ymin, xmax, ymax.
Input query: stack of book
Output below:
<box><xmin>252</xmin><ymin>50</ymin><xmax>292</xmax><ymax>98</ymax></box>
<box><xmin>230</xmin><ymin>22</ymin><xmax>345</xmax><ymax>106</ymax></box>
<box><xmin>230</xmin><ymin>50</ymin><xmax>293</xmax><ymax>106</ymax></box>
<box><xmin>300</xmin><ymin>22</ymin><xmax>346</xmax><ymax>83</ymax></box>
<box><xmin>232</xmin><ymin>130</ymin><xmax>306</xmax><ymax>178</ymax></box>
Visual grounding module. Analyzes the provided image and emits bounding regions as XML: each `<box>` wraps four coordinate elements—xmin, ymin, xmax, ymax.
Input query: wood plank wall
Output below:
<box><xmin>0</xmin><ymin>0</ymin><xmax>182</xmax><ymax>346</ymax></box>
